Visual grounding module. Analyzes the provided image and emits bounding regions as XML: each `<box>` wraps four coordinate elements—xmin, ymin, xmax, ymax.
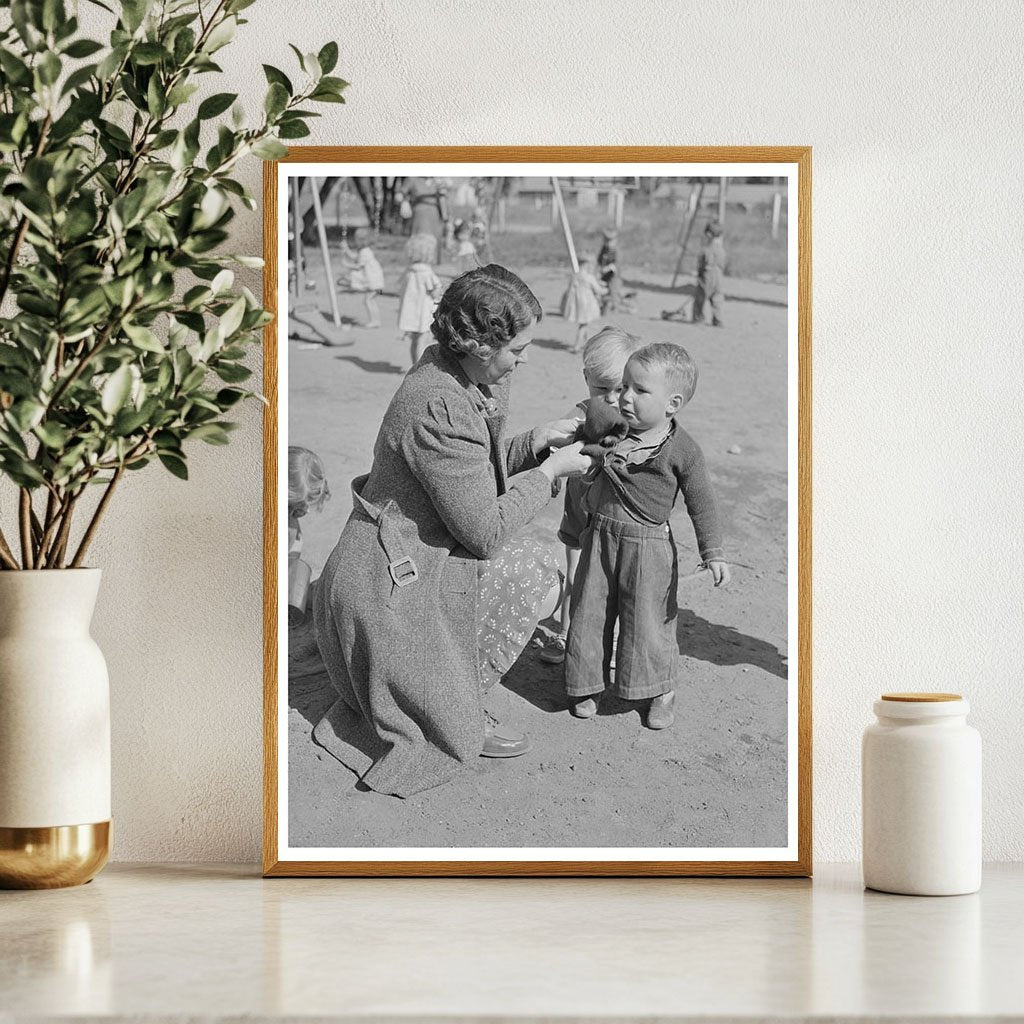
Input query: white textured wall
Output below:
<box><xmin>74</xmin><ymin>0</ymin><xmax>1024</xmax><ymax>862</ymax></box>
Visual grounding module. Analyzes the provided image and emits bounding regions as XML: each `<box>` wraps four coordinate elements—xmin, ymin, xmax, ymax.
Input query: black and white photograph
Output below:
<box><xmin>268</xmin><ymin>153</ymin><xmax>810</xmax><ymax>874</ymax></box>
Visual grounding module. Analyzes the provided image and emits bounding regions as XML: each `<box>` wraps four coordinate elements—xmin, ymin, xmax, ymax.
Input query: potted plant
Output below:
<box><xmin>0</xmin><ymin>0</ymin><xmax>346</xmax><ymax>887</ymax></box>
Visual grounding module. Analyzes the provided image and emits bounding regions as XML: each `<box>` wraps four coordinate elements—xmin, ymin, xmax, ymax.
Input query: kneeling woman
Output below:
<box><xmin>313</xmin><ymin>265</ymin><xmax>590</xmax><ymax>797</ymax></box>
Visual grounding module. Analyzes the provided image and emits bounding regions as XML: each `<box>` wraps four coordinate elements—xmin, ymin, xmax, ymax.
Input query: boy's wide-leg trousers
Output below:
<box><xmin>565</xmin><ymin>512</ymin><xmax>679</xmax><ymax>701</ymax></box>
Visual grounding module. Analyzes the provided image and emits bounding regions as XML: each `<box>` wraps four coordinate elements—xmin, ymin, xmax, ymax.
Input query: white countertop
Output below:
<box><xmin>2</xmin><ymin>863</ymin><xmax>1022</xmax><ymax>1020</ymax></box>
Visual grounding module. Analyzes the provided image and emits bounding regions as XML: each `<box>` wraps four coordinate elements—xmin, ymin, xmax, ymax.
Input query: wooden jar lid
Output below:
<box><xmin>881</xmin><ymin>692</ymin><xmax>962</xmax><ymax>702</ymax></box>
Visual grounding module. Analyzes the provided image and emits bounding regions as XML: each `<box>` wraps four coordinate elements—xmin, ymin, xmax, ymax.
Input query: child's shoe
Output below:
<box><xmin>646</xmin><ymin>690</ymin><xmax>675</xmax><ymax>730</ymax></box>
<box><xmin>538</xmin><ymin>633</ymin><xmax>566</xmax><ymax>665</ymax></box>
<box><xmin>570</xmin><ymin>696</ymin><xmax>599</xmax><ymax>719</ymax></box>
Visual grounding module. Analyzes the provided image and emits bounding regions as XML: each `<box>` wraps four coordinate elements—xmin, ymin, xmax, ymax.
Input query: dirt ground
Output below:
<box><xmin>285</xmin><ymin>244</ymin><xmax>790</xmax><ymax>851</ymax></box>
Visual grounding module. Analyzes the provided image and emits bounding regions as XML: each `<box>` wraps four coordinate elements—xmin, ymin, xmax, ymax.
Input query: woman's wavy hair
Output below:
<box><xmin>430</xmin><ymin>264</ymin><xmax>542</xmax><ymax>358</ymax></box>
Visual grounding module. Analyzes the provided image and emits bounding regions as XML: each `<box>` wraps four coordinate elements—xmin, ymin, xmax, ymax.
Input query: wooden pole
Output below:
<box><xmin>309</xmin><ymin>176</ymin><xmax>342</xmax><ymax>328</ymax></box>
<box><xmin>671</xmin><ymin>181</ymin><xmax>704</xmax><ymax>289</ymax></box>
<box><xmin>771</xmin><ymin>190</ymin><xmax>782</xmax><ymax>239</ymax></box>
<box><xmin>550</xmin><ymin>177</ymin><xmax>578</xmax><ymax>273</ymax></box>
<box><xmin>718</xmin><ymin>176</ymin><xmax>727</xmax><ymax>224</ymax></box>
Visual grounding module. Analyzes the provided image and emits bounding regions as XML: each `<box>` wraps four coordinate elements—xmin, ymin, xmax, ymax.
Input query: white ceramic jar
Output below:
<box><xmin>862</xmin><ymin>692</ymin><xmax>981</xmax><ymax>895</ymax></box>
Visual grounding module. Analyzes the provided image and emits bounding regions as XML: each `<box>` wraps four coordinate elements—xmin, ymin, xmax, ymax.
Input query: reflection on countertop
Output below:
<box><xmin>2</xmin><ymin>863</ymin><xmax>1021</xmax><ymax>1019</ymax></box>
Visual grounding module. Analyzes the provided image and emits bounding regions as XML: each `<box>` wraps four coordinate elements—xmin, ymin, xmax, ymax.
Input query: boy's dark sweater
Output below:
<box><xmin>598</xmin><ymin>421</ymin><xmax>724</xmax><ymax>562</ymax></box>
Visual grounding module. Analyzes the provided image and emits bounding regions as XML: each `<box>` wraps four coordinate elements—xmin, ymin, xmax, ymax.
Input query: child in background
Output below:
<box><xmin>560</xmin><ymin>255</ymin><xmax>607</xmax><ymax>354</ymax></box>
<box><xmin>340</xmin><ymin>227</ymin><xmax>384</xmax><ymax>328</ymax></box>
<box><xmin>597</xmin><ymin>227</ymin><xmax>623</xmax><ymax>314</ymax></box>
<box><xmin>454</xmin><ymin>221</ymin><xmax>478</xmax><ymax>275</ymax></box>
<box><xmin>288</xmin><ymin>446</ymin><xmax>331</xmax><ymax>626</ymax></box>
<box><xmin>470</xmin><ymin>207</ymin><xmax>491</xmax><ymax>263</ymax></box>
<box><xmin>564</xmin><ymin>343</ymin><xmax>730</xmax><ymax>729</ymax></box>
<box><xmin>538</xmin><ymin>327</ymin><xmax>643</xmax><ymax>665</ymax></box>
<box><xmin>695</xmin><ymin>220</ymin><xmax>727</xmax><ymax>327</ymax></box>
<box><xmin>397</xmin><ymin>233</ymin><xmax>442</xmax><ymax>369</ymax></box>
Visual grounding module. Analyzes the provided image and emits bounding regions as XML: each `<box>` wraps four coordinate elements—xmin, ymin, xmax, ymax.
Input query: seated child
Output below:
<box><xmin>537</xmin><ymin>327</ymin><xmax>643</xmax><ymax>665</ymax></box>
<box><xmin>564</xmin><ymin>342</ymin><xmax>730</xmax><ymax>729</ymax></box>
<box><xmin>288</xmin><ymin>446</ymin><xmax>331</xmax><ymax>626</ymax></box>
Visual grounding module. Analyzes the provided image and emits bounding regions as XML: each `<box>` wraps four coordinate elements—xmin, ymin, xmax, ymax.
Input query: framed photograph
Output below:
<box><xmin>263</xmin><ymin>147</ymin><xmax>811</xmax><ymax>876</ymax></box>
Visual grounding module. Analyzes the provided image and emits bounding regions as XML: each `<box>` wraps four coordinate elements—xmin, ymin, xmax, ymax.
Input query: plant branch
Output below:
<box><xmin>18</xmin><ymin>489</ymin><xmax>34</xmax><ymax>569</ymax></box>
<box><xmin>45</xmin><ymin>491</ymin><xmax>80</xmax><ymax>569</ymax></box>
<box><xmin>70</xmin><ymin>464</ymin><xmax>124</xmax><ymax>567</ymax></box>
<box><xmin>0</xmin><ymin>527</ymin><xmax>20</xmax><ymax>570</ymax></box>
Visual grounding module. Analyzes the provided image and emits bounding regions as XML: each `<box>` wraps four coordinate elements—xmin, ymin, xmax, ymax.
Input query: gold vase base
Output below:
<box><xmin>0</xmin><ymin>821</ymin><xmax>110</xmax><ymax>889</ymax></box>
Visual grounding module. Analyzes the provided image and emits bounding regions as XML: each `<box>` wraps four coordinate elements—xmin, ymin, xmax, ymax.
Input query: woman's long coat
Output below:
<box><xmin>312</xmin><ymin>345</ymin><xmax>553</xmax><ymax>796</ymax></box>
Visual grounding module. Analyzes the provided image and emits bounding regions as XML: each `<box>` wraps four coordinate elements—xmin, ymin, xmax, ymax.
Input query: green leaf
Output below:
<box><xmin>264</xmin><ymin>82</ymin><xmax>288</xmax><ymax>118</ymax></box>
<box><xmin>123</xmin><ymin>322</ymin><xmax>164</xmax><ymax>353</ymax></box>
<box><xmin>121</xmin><ymin>0</ymin><xmax>151</xmax><ymax>33</ymax></box>
<box><xmin>147</xmin><ymin>74</ymin><xmax>165</xmax><ymax>117</ymax></box>
<box><xmin>112</xmin><ymin>403</ymin><xmax>153</xmax><ymax>436</ymax></box>
<box><xmin>198</xmin><ymin>91</ymin><xmax>236</xmax><ymax>119</ymax></box>
<box><xmin>158</xmin><ymin>452</ymin><xmax>188</xmax><ymax>479</ymax></box>
<box><xmin>214</xmin><ymin>362</ymin><xmax>251</xmax><ymax>383</ymax></box>
<box><xmin>9</xmin><ymin>399</ymin><xmax>45</xmax><ymax>432</ymax></box>
<box><xmin>0</xmin><ymin>50</ymin><xmax>33</xmax><ymax>87</ymax></box>
<box><xmin>42</xmin><ymin>0</ymin><xmax>66</xmax><ymax>33</ymax></box>
<box><xmin>278</xmin><ymin>120</ymin><xmax>310</xmax><ymax>140</ymax></box>
<box><xmin>34</xmin><ymin>421</ymin><xmax>70</xmax><ymax>449</ymax></box>
<box><xmin>309</xmin><ymin>88</ymin><xmax>345</xmax><ymax>104</ymax></box>
<box><xmin>1</xmin><ymin>455</ymin><xmax>46</xmax><ymax>487</ymax></box>
<box><xmin>96</xmin><ymin>44</ymin><xmax>128</xmax><ymax>81</ymax></box>
<box><xmin>300</xmin><ymin>51</ymin><xmax>321</xmax><ymax>80</ymax></box>
<box><xmin>189</xmin><ymin>422</ymin><xmax>230</xmax><ymax>445</ymax></box>
<box><xmin>132</xmin><ymin>42</ymin><xmax>168</xmax><ymax>66</ymax></box>
<box><xmin>210</xmin><ymin>269</ymin><xmax>234</xmax><ymax>294</ymax></box>
<box><xmin>318</xmin><ymin>75</ymin><xmax>349</xmax><ymax>93</ymax></box>
<box><xmin>38</xmin><ymin>51</ymin><xmax>62</xmax><ymax>86</ymax></box>
<box><xmin>173</xmin><ymin>27</ymin><xmax>196</xmax><ymax>64</ymax></box>
<box><xmin>251</xmin><ymin>138</ymin><xmax>287</xmax><ymax>160</ymax></box>
<box><xmin>63</xmin><ymin>38</ymin><xmax>104</xmax><ymax>58</ymax></box>
<box><xmin>218</xmin><ymin>296</ymin><xmax>246</xmax><ymax>339</ymax></box>
<box><xmin>215</xmin><ymin>388</ymin><xmax>247</xmax><ymax>408</ymax></box>
<box><xmin>166</xmin><ymin>82</ymin><xmax>199</xmax><ymax>107</ymax></box>
<box><xmin>317</xmin><ymin>41</ymin><xmax>339</xmax><ymax>75</ymax></box>
<box><xmin>203</xmin><ymin>16</ymin><xmax>236</xmax><ymax>53</ymax></box>
<box><xmin>101</xmin><ymin>364</ymin><xmax>133</xmax><ymax>414</ymax></box>
<box><xmin>262</xmin><ymin>64</ymin><xmax>292</xmax><ymax>95</ymax></box>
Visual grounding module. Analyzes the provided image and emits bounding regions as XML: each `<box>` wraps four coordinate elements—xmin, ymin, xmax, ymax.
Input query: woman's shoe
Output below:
<box><xmin>571</xmin><ymin>696</ymin><xmax>599</xmax><ymax>719</ymax></box>
<box><xmin>646</xmin><ymin>690</ymin><xmax>675</xmax><ymax>730</ymax></box>
<box><xmin>538</xmin><ymin>633</ymin><xmax>567</xmax><ymax>664</ymax></box>
<box><xmin>482</xmin><ymin>712</ymin><xmax>531</xmax><ymax>758</ymax></box>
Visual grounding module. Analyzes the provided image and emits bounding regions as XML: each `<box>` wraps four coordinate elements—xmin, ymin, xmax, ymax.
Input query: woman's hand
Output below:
<box><xmin>533</xmin><ymin>417</ymin><xmax>581</xmax><ymax>454</ymax></box>
<box><xmin>539</xmin><ymin>441</ymin><xmax>592</xmax><ymax>482</ymax></box>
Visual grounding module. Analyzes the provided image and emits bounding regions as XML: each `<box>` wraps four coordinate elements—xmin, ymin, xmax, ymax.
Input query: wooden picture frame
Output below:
<box><xmin>263</xmin><ymin>147</ymin><xmax>811</xmax><ymax>877</ymax></box>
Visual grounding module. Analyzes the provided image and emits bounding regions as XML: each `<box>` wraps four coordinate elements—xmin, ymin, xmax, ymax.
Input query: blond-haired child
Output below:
<box><xmin>564</xmin><ymin>342</ymin><xmax>730</xmax><ymax>729</ymax></box>
<box><xmin>288</xmin><ymin>446</ymin><xmax>331</xmax><ymax>625</ymax></box>
<box><xmin>537</xmin><ymin>326</ymin><xmax>644</xmax><ymax>664</ymax></box>
<box><xmin>397</xmin><ymin>232</ymin><xmax>442</xmax><ymax>369</ymax></box>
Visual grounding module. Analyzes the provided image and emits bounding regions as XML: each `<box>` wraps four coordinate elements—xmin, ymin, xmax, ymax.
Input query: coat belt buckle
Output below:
<box><xmin>388</xmin><ymin>556</ymin><xmax>419</xmax><ymax>587</ymax></box>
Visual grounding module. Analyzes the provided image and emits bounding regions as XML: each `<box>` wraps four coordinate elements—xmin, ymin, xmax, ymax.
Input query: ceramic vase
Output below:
<box><xmin>0</xmin><ymin>569</ymin><xmax>111</xmax><ymax>888</ymax></box>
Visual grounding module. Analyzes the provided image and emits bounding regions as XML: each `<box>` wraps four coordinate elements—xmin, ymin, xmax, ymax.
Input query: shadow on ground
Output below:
<box><xmin>624</xmin><ymin>277</ymin><xmax>788</xmax><ymax>308</ymax></box>
<box><xmin>334</xmin><ymin>355</ymin><xmax>405</xmax><ymax>375</ymax></box>
<box><xmin>676</xmin><ymin>609</ymin><xmax>787</xmax><ymax>678</ymax></box>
